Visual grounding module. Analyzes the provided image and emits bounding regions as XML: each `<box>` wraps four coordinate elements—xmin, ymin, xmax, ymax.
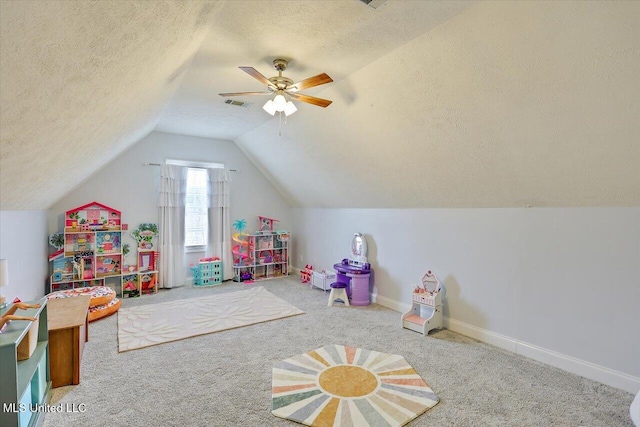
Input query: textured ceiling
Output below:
<box><xmin>156</xmin><ymin>0</ymin><xmax>473</xmax><ymax>140</ymax></box>
<box><xmin>234</xmin><ymin>0</ymin><xmax>640</xmax><ymax>208</ymax></box>
<box><xmin>0</xmin><ymin>0</ymin><xmax>223</xmax><ymax>209</ymax></box>
<box><xmin>1</xmin><ymin>1</ymin><xmax>639</xmax><ymax>210</ymax></box>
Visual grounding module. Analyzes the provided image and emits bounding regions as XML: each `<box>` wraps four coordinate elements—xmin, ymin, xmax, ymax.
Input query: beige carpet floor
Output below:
<box><xmin>44</xmin><ymin>277</ymin><xmax>635</xmax><ymax>426</ymax></box>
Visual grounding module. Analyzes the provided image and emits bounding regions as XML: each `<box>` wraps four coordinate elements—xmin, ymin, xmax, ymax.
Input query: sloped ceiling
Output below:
<box><xmin>0</xmin><ymin>0</ymin><xmax>223</xmax><ymax>209</ymax></box>
<box><xmin>1</xmin><ymin>1</ymin><xmax>639</xmax><ymax>210</ymax></box>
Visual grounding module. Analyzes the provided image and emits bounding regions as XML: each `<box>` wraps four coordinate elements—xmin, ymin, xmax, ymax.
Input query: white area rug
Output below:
<box><xmin>118</xmin><ymin>286</ymin><xmax>304</xmax><ymax>352</ymax></box>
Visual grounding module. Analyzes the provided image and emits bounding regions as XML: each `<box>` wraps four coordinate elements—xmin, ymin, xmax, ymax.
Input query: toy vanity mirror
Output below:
<box><xmin>421</xmin><ymin>270</ymin><xmax>440</xmax><ymax>294</ymax></box>
<box><xmin>351</xmin><ymin>233</ymin><xmax>368</xmax><ymax>265</ymax></box>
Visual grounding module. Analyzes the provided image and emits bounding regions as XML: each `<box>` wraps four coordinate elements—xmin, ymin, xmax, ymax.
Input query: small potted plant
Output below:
<box><xmin>49</xmin><ymin>233</ymin><xmax>64</xmax><ymax>250</ymax></box>
<box><xmin>122</xmin><ymin>244</ymin><xmax>135</xmax><ymax>272</ymax></box>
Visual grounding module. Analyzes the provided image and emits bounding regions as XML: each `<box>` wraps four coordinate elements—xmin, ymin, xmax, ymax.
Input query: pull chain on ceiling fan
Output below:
<box><xmin>219</xmin><ymin>58</ymin><xmax>333</xmax><ymax>118</ymax></box>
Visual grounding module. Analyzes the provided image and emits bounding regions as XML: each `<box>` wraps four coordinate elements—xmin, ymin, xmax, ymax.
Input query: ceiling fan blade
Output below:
<box><xmin>288</xmin><ymin>92</ymin><xmax>333</xmax><ymax>108</ymax></box>
<box><xmin>219</xmin><ymin>91</ymin><xmax>272</xmax><ymax>97</ymax></box>
<box><xmin>239</xmin><ymin>66</ymin><xmax>275</xmax><ymax>88</ymax></box>
<box><xmin>289</xmin><ymin>73</ymin><xmax>333</xmax><ymax>91</ymax></box>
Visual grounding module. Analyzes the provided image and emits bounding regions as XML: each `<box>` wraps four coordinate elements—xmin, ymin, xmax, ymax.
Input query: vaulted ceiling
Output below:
<box><xmin>1</xmin><ymin>0</ymin><xmax>639</xmax><ymax>210</ymax></box>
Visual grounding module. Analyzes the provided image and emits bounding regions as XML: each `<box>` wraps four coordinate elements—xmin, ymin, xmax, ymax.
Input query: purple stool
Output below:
<box><xmin>328</xmin><ymin>282</ymin><xmax>350</xmax><ymax>307</ymax></box>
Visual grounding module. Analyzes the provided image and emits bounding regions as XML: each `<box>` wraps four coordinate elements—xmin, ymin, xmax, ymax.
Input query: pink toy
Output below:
<box><xmin>402</xmin><ymin>269</ymin><xmax>443</xmax><ymax>336</ymax></box>
<box><xmin>300</xmin><ymin>265</ymin><xmax>313</xmax><ymax>283</ymax></box>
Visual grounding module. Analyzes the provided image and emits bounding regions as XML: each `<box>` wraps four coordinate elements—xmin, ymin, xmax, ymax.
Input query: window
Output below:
<box><xmin>166</xmin><ymin>159</ymin><xmax>224</xmax><ymax>252</ymax></box>
<box><xmin>185</xmin><ymin>168</ymin><xmax>208</xmax><ymax>249</ymax></box>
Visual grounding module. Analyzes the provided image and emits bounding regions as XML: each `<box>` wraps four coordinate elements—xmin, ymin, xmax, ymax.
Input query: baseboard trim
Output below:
<box><xmin>446</xmin><ymin>317</ymin><xmax>640</xmax><ymax>393</ymax></box>
<box><xmin>371</xmin><ymin>293</ymin><xmax>411</xmax><ymax>313</ymax></box>
<box><xmin>373</xmin><ymin>295</ymin><xmax>640</xmax><ymax>394</ymax></box>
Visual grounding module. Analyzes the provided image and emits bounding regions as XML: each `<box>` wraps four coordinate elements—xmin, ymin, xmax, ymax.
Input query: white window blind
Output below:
<box><xmin>185</xmin><ymin>168</ymin><xmax>209</xmax><ymax>248</ymax></box>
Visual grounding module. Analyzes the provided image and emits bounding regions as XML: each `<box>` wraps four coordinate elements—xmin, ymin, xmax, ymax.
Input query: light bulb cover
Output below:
<box><xmin>273</xmin><ymin>94</ymin><xmax>286</xmax><ymax>111</ymax></box>
<box><xmin>263</xmin><ymin>99</ymin><xmax>276</xmax><ymax>115</ymax></box>
<box><xmin>284</xmin><ymin>101</ymin><xmax>297</xmax><ymax>116</ymax></box>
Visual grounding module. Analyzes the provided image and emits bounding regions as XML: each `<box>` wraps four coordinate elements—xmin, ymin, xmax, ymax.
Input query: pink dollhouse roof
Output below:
<box><xmin>48</xmin><ymin>248</ymin><xmax>64</xmax><ymax>262</ymax></box>
<box><xmin>66</xmin><ymin>201</ymin><xmax>121</xmax><ymax>216</ymax></box>
<box><xmin>258</xmin><ymin>216</ymin><xmax>279</xmax><ymax>223</ymax></box>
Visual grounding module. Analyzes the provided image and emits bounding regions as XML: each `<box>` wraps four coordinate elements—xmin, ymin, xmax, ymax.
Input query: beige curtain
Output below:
<box><xmin>206</xmin><ymin>168</ymin><xmax>233</xmax><ymax>280</ymax></box>
<box><xmin>158</xmin><ymin>165</ymin><xmax>187</xmax><ymax>288</ymax></box>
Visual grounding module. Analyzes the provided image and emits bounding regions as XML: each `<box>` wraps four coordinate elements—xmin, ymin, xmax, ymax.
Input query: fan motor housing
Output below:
<box><xmin>268</xmin><ymin>76</ymin><xmax>293</xmax><ymax>90</ymax></box>
<box><xmin>273</xmin><ymin>58</ymin><xmax>289</xmax><ymax>71</ymax></box>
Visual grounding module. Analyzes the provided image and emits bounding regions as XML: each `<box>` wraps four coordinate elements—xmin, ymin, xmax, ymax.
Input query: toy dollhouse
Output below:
<box><xmin>232</xmin><ymin>216</ymin><xmax>290</xmax><ymax>282</ymax></box>
<box><xmin>65</xmin><ymin>202</ymin><xmax>121</xmax><ymax>232</ymax></box>
<box><xmin>48</xmin><ymin>201</ymin><xmax>159</xmax><ymax>298</ymax></box>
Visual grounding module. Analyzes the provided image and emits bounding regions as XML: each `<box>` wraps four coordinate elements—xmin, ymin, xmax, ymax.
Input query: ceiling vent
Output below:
<box><xmin>359</xmin><ymin>0</ymin><xmax>387</xmax><ymax>9</ymax></box>
<box><xmin>224</xmin><ymin>99</ymin><xmax>251</xmax><ymax>107</ymax></box>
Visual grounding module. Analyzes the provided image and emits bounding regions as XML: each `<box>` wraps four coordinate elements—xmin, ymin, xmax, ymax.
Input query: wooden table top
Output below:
<box><xmin>47</xmin><ymin>296</ymin><xmax>91</xmax><ymax>331</ymax></box>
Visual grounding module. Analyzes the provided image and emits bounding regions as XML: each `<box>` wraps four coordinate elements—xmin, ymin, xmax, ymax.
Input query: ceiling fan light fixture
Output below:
<box><xmin>273</xmin><ymin>94</ymin><xmax>287</xmax><ymax>111</ymax></box>
<box><xmin>284</xmin><ymin>101</ymin><xmax>297</xmax><ymax>116</ymax></box>
<box><xmin>262</xmin><ymin>99</ymin><xmax>276</xmax><ymax>115</ymax></box>
<box><xmin>221</xmin><ymin>59</ymin><xmax>333</xmax><ymax>126</ymax></box>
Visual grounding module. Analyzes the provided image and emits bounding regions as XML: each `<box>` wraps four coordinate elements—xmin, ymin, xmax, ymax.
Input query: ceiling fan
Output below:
<box><xmin>219</xmin><ymin>58</ymin><xmax>333</xmax><ymax>116</ymax></box>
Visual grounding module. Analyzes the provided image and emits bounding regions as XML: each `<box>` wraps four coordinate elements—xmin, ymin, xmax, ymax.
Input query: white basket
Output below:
<box><xmin>312</xmin><ymin>271</ymin><xmax>336</xmax><ymax>291</ymax></box>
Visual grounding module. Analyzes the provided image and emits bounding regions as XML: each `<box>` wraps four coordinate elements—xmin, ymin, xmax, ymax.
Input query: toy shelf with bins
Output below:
<box><xmin>233</xmin><ymin>231</ymin><xmax>290</xmax><ymax>282</ymax></box>
<box><xmin>0</xmin><ymin>300</ymin><xmax>51</xmax><ymax>427</ymax></box>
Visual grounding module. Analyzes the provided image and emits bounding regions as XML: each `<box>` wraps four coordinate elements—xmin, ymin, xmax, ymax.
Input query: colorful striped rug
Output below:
<box><xmin>272</xmin><ymin>345</ymin><xmax>439</xmax><ymax>426</ymax></box>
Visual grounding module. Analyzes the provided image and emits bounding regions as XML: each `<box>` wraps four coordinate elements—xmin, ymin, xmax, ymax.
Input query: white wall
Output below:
<box><xmin>48</xmin><ymin>131</ymin><xmax>292</xmax><ymax>269</ymax></box>
<box><xmin>293</xmin><ymin>207</ymin><xmax>640</xmax><ymax>393</ymax></box>
<box><xmin>0</xmin><ymin>210</ymin><xmax>49</xmax><ymax>301</ymax></box>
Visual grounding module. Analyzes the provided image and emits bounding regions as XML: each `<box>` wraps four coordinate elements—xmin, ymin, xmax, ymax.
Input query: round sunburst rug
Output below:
<box><xmin>272</xmin><ymin>344</ymin><xmax>439</xmax><ymax>426</ymax></box>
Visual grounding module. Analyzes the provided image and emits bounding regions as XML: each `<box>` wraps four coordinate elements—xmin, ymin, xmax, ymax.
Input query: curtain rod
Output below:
<box><xmin>145</xmin><ymin>162</ymin><xmax>239</xmax><ymax>172</ymax></box>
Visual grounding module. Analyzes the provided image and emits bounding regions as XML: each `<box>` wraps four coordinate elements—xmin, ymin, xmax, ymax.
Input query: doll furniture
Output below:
<box><xmin>47</xmin><ymin>296</ymin><xmax>90</xmax><ymax>388</ymax></box>
<box><xmin>300</xmin><ymin>265</ymin><xmax>313</xmax><ymax>284</ymax></box>
<box><xmin>192</xmin><ymin>258</ymin><xmax>222</xmax><ymax>287</ymax></box>
<box><xmin>402</xmin><ymin>270</ymin><xmax>443</xmax><ymax>336</ymax></box>
<box><xmin>328</xmin><ymin>282</ymin><xmax>349</xmax><ymax>307</ymax></box>
<box><xmin>311</xmin><ymin>270</ymin><xmax>336</xmax><ymax>291</ymax></box>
